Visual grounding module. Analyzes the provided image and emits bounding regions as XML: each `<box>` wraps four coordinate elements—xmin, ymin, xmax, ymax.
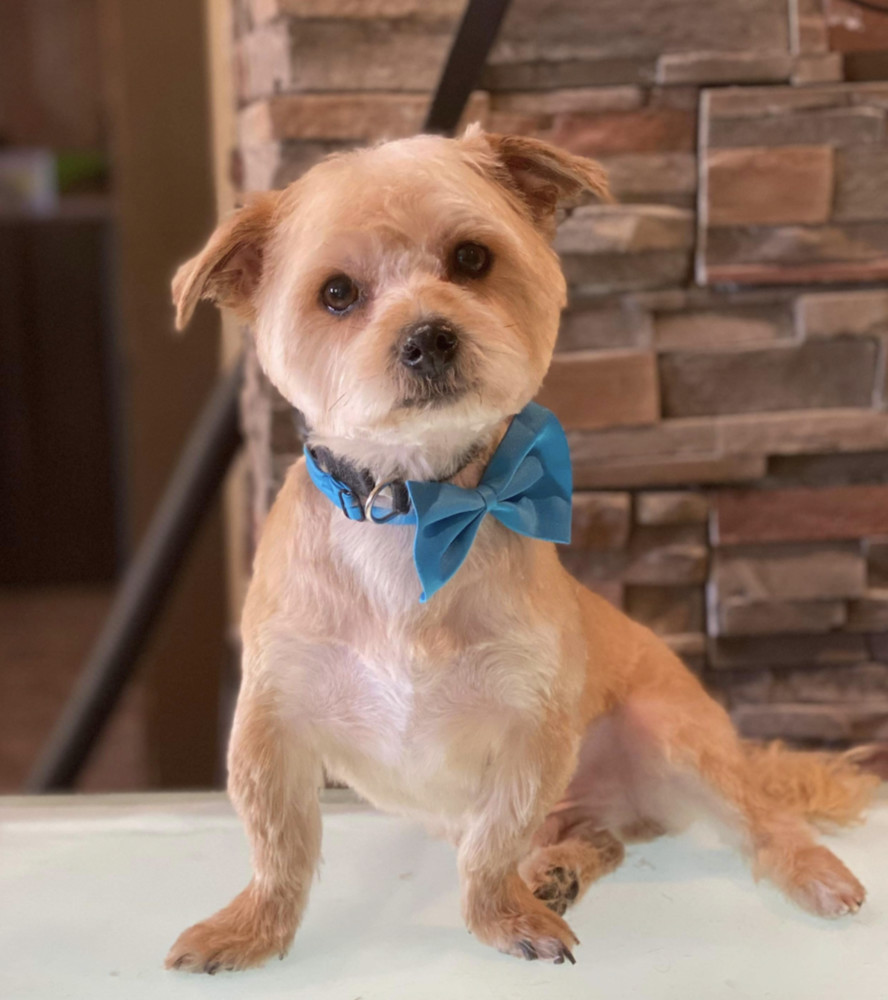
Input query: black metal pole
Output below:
<box><xmin>423</xmin><ymin>0</ymin><xmax>512</xmax><ymax>134</ymax></box>
<box><xmin>27</xmin><ymin>359</ymin><xmax>244</xmax><ymax>792</ymax></box>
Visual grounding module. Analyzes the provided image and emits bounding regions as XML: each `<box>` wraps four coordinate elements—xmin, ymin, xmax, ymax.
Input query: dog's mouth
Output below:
<box><xmin>396</xmin><ymin>371</ymin><xmax>473</xmax><ymax>409</ymax></box>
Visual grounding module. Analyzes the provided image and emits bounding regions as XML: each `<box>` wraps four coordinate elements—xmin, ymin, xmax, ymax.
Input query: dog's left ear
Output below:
<box><xmin>467</xmin><ymin>128</ymin><xmax>611</xmax><ymax>237</ymax></box>
<box><xmin>172</xmin><ymin>191</ymin><xmax>281</xmax><ymax>330</ymax></box>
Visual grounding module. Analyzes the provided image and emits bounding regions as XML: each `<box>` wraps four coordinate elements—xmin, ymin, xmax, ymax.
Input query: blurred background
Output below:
<box><xmin>2</xmin><ymin>0</ymin><xmax>888</xmax><ymax>795</ymax></box>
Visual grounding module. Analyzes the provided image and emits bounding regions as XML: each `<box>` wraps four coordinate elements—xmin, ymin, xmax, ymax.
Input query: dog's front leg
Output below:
<box><xmin>166</xmin><ymin>681</ymin><xmax>322</xmax><ymax>973</ymax></box>
<box><xmin>459</xmin><ymin>726</ymin><xmax>580</xmax><ymax>964</ymax></box>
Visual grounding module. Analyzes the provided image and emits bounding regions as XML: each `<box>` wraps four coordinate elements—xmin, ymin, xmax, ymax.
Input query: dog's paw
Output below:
<box><xmin>785</xmin><ymin>846</ymin><xmax>866</xmax><ymax>919</ymax></box>
<box><xmin>496</xmin><ymin>900</ymin><xmax>579</xmax><ymax>964</ymax></box>
<box><xmin>521</xmin><ymin>831</ymin><xmax>625</xmax><ymax>916</ymax></box>
<box><xmin>468</xmin><ymin>888</ymin><xmax>580</xmax><ymax>965</ymax></box>
<box><xmin>165</xmin><ymin>889</ymin><xmax>297</xmax><ymax>974</ymax></box>
<box><xmin>530</xmin><ymin>864</ymin><xmax>580</xmax><ymax>916</ymax></box>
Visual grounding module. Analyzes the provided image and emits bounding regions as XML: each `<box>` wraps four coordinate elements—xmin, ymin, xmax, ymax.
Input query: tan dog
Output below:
<box><xmin>166</xmin><ymin>127</ymin><xmax>879</xmax><ymax>972</ymax></box>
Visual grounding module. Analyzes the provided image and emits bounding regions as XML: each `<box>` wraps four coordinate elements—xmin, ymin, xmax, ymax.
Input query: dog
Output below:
<box><xmin>166</xmin><ymin>126</ymin><xmax>880</xmax><ymax>971</ymax></box>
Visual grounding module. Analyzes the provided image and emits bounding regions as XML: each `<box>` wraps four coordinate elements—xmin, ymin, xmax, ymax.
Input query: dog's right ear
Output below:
<box><xmin>172</xmin><ymin>191</ymin><xmax>281</xmax><ymax>330</ymax></box>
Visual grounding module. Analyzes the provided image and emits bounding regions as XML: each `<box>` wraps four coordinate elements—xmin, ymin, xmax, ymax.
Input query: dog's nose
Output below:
<box><xmin>400</xmin><ymin>321</ymin><xmax>459</xmax><ymax>377</ymax></box>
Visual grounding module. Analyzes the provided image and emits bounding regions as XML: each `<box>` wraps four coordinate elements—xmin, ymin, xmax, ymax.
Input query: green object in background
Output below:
<box><xmin>56</xmin><ymin>150</ymin><xmax>109</xmax><ymax>194</ymax></box>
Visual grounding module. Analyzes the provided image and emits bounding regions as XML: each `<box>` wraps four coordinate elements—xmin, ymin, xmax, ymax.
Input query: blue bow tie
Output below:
<box><xmin>304</xmin><ymin>402</ymin><xmax>572</xmax><ymax>602</ymax></box>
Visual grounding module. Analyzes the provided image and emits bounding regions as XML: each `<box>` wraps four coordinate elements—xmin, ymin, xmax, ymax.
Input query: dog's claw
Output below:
<box><xmin>172</xmin><ymin>955</ymin><xmax>189</xmax><ymax>971</ymax></box>
<box><xmin>518</xmin><ymin>940</ymin><xmax>538</xmax><ymax>961</ymax></box>
<box><xmin>559</xmin><ymin>945</ymin><xmax>576</xmax><ymax>965</ymax></box>
<box><xmin>205</xmin><ymin>961</ymin><xmax>221</xmax><ymax>975</ymax></box>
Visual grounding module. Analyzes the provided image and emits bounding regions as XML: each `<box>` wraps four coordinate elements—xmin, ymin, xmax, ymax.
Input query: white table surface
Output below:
<box><xmin>2</xmin><ymin>790</ymin><xmax>887</xmax><ymax>1000</ymax></box>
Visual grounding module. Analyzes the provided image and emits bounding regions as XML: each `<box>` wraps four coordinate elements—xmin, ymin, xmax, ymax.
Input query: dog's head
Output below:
<box><xmin>174</xmin><ymin>128</ymin><xmax>608</xmax><ymax>475</ymax></box>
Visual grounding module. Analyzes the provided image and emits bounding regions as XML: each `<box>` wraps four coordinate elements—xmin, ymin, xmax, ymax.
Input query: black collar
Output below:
<box><xmin>305</xmin><ymin>444</ymin><xmax>413</xmax><ymax>518</ymax></box>
<box><xmin>303</xmin><ymin>432</ymin><xmax>491</xmax><ymax>522</ymax></box>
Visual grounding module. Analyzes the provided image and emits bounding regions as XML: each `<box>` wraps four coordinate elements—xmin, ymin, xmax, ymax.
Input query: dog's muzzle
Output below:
<box><xmin>399</xmin><ymin>318</ymin><xmax>459</xmax><ymax>378</ymax></box>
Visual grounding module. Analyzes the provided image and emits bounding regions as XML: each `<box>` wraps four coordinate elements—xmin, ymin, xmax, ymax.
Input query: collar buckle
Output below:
<box><xmin>338</xmin><ymin>487</ymin><xmax>365</xmax><ymax>522</ymax></box>
<box><xmin>364</xmin><ymin>480</ymin><xmax>405</xmax><ymax>524</ymax></box>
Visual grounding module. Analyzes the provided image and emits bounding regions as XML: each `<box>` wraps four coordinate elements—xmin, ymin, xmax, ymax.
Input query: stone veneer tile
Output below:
<box><xmin>706</xmin><ymin>146</ymin><xmax>834</xmax><ymax>227</ymax></box>
<box><xmin>732</xmin><ymin>702</ymin><xmax>888</xmax><ymax>742</ymax></box>
<box><xmin>571</xmin><ymin>493</ymin><xmax>632</xmax><ymax>550</ymax></box>
<box><xmin>709</xmin><ymin>633</ymin><xmax>868</xmax><ymax>669</ymax></box>
<box><xmin>716</xmin><ymin>598</ymin><xmax>847</xmax><ymax>636</ymax></box>
<box><xmin>636</xmin><ymin>492</ymin><xmax>710</xmax><ymax>526</ymax></box>
<box><xmin>573</xmin><ymin>455</ymin><xmax>766</xmax><ymax>491</ymax></box>
<box><xmin>711</xmin><ymin>542</ymin><xmax>866</xmax><ymax>602</ymax></box>
<box><xmin>660</xmin><ymin>340</ymin><xmax>880</xmax><ymax>418</ymax></box>
<box><xmin>537</xmin><ymin>351</ymin><xmax>659</xmax><ymax>431</ymax></box>
<box><xmin>796</xmin><ymin>289</ymin><xmax>888</xmax><ymax>337</ymax></box>
<box><xmin>717</xmin><ymin>410</ymin><xmax>888</xmax><ymax>457</ymax></box>
<box><xmin>714</xmin><ymin>485</ymin><xmax>888</xmax><ymax>545</ymax></box>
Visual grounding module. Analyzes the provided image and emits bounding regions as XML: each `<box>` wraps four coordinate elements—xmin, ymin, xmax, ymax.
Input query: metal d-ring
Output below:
<box><xmin>364</xmin><ymin>480</ymin><xmax>403</xmax><ymax>523</ymax></box>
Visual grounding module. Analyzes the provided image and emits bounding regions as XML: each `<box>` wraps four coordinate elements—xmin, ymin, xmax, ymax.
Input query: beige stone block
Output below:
<box><xmin>599</xmin><ymin>153</ymin><xmax>697</xmax><ymax>206</ymax></box>
<box><xmin>482</xmin><ymin>57</ymin><xmax>658</xmax><ymax>91</ymax></box>
<box><xmin>571</xmin><ymin>492</ymin><xmax>632</xmax><ymax>550</ymax></box>
<box><xmin>717</xmin><ymin>410</ymin><xmax>888</xmax><ymax>457</ymax></box>
<box><xmin>705</xmin><ymin>83</ymin><xmax>888</xmax><ymax>118</ymax></box>
<box><xmin>797</xmin><ymin>289</ymin><xmax>888</xmax><ymax>337</ymax></box>
<box><xmin>654</xmin><ymin>307</ymin><xmax>792</xmax><ymax>351</ymax></box>
<box><xmin>717</xmin><ymin>598</ymin><xmax>847</xmax><ymax>636</ymax></box>
<box><xmin>657</xmin><ymin>51</ymin><xmax>792</xmax><ymax>85</ymax></box>
<box><xmin>708</xmin><ymin>107</ymin><xmax>884</xmax><ymax>148</ymax></box>
<box><xmin>536</xmin><ymin>350</ymin><xmax>660</xmax><ymax>431</ymax></box>
<box><xmin>238</xmin><ymin>19</ymin><xmax>454</xmax><ymax>99</ymax></box>
<box><xmin>555</xmin><ymin>205</ymin><xmax>695</xmax><ymax>255</ymax></box>
<box><xmin>573</xmin><ymin>454</ymin><xmax>766</xmax><ymax>491</ymax></box>
<box><xmin>489</xmin><ymin>0</ymin><xmax>790</xmax><ymax>66</ymax></box>
<box><xmin>623</xmin><ymin>526</ymin><xmax>709</xmax><ymax>586</ymax></box>
<box><xmin>251</xmin><ymin>0</ymin><xmax>463</xmax><ymax>21</ymax></box>
<box><xmin>569</xmin><ymin>420</ymin><xmax>717</xmax><ymax>463</ymax></box>
<box><xmin>711</xmin><ymin>542</ymin><xmax>866</xmax><ymax>602</ymax></box>
<box><xmin>557</xmin><ymin>299</ymin><xmax>653</xmax><ymax>352</ymax></box>
<box><xmin>706</xmin><ymin>146</ymin><xmax>834</xmax><ymax>226</ymax></box>
<box><xmin>239</xmin><ymin>95</ymin><xmax>428</xmax><ymax>144</ymax></box>
<box><xmin>489</xmin><ymin>87</ymin><xmax>644</xmax><ymax>116</ymax></box>
<box><xmin>626</xmin><ymin>585</ymin><xmax>705</xmax><ymax>634</ymax></box>
<box><xmin>704</xmin><ymin>221</ymin><xmax>888</xmax><ymax>273</ymax></box>
<box><xmin>659</xmin><ymin>340</ymin><xmax>879</xmax><ymax>418</ymax></box>
<box><xmin>792</xmin><ymin>53</ymin><xmax>844</xmax><ymax>84</ymax></box>
<box><xmin>792</xmin><ymin>0</ymin><xmax>830</xmax><ymax>53</ymax></box>
<box><xmin>562</xmin><ymin>250</ymin><xmax>692</xmax><ymax>294</ymax></box>
<box><xmin>704</xmin><ymin>261</ymin><xmax>888</xmax><ymax>286</ymax></box>
<box><xmin>834</xmin><ymin>147</ymin><xmax>888</xmax><ymax>223</ymax></box>
<box><xmin>636</xmin><ymin>491</ymin><xmax>711</xmax><ymax>526</ymax></box>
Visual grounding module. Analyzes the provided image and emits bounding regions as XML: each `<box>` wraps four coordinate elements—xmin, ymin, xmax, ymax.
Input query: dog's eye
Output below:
<box><xmin>321</xmin><ymin>274</ymin><xmax>359</xmax><ymax>314</ymax></box>
<box><xmin>452</xmin><ymin>242</ymin><xmax>492</xmax><ymax>279</ymax></box>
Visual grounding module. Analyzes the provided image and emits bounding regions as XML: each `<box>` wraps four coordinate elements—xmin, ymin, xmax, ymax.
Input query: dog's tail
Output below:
<box><xmin>743</xmin><ymin>740</ymin><xmax>886</xmax><ymax>827</ymax></box>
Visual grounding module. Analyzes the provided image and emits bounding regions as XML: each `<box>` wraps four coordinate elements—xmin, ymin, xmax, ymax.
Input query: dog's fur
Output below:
<box><xmin>166</xmin><ymin>128</ymin><xmax>880</xmax><ymax>971</ymax></box>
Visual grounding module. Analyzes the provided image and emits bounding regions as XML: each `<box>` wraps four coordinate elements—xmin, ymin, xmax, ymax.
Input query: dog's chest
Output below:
<box><xmin>306</xmin><ymin>628</ymin><xmax>558</xmax><ymax>816</ymax></box>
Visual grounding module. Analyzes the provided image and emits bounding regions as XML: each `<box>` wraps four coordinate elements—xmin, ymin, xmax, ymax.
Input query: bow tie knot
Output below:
<box><xmin>475</xmin><ymin>483</ymin><xmax>499</xmax><ymax>512</ymax></box>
